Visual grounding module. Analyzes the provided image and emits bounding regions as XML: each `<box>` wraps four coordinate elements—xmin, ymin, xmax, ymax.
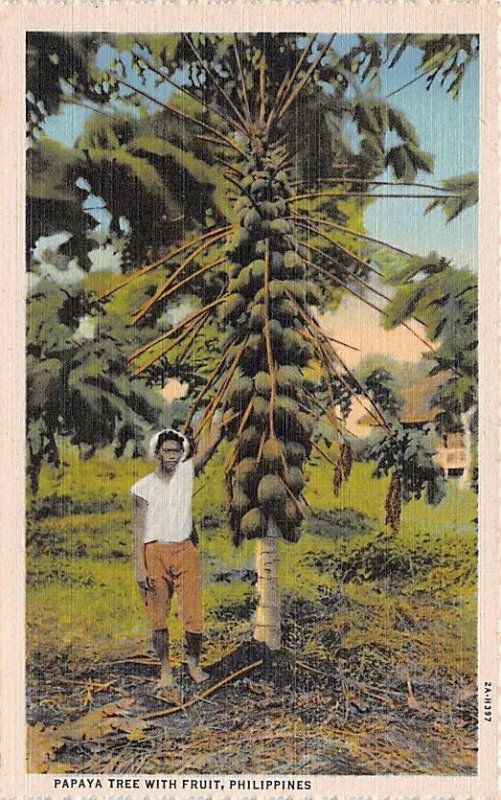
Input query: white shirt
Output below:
<box><xmin>130</xmin><ymin>459</ymin><xmax>194</xmax><ymax>543</ymax></box>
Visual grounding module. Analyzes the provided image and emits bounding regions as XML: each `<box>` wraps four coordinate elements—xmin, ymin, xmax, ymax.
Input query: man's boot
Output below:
<box><xmin>185</xmin><ymin>631</ymin><xmax>209</xmax><ymax>684</ymax></box>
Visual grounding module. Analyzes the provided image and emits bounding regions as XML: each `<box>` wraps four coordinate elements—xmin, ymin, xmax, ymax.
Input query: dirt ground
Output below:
<box><xmin>27</xmin><ymin>636</ymin><xmax>477</xmax><ymax>775</ymax></box>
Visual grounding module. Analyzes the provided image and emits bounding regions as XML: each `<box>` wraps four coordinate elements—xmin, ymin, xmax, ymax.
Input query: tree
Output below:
<box><xmin>27</xmin><ymin>32</ymin><xmax>478</xmax><ymax>649</ymax></box>
<box><xmin>384</xmin><ymin>253</ymin><xmax>478</xmax><ymax>489</ymax></box>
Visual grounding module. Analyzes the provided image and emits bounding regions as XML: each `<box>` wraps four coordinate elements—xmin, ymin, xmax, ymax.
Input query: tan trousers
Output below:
<box><xmin>142</xmin><ymin>539</ymin><xmax>202</xmax><ymax>633</ymax></box>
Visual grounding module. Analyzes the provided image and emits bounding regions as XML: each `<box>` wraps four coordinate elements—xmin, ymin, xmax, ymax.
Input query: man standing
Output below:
<box><xmin>130</xmin><ymin>418</ymin><xmax>224</xmax><ymax>692</ymax></box>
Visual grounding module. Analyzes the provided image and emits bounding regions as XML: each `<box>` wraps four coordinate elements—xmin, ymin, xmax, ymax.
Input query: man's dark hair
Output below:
<box><xmin>155</xmin><ymin>430</ymin><xmax>185</xmax><ymax>455</ymax></box>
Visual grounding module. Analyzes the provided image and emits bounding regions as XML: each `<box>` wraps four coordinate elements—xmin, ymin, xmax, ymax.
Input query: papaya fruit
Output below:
<box><xmin>231</xmin><ymin>228</ymin><xmax>250</xmax><ymax>249</ymax></box>
<box><xmin>249</xmin><ymin>303</ymin><xmax>265</xmax><ymax>332</ymax></box>
<box><xmin>268</xmin><ymin>318</ymin><xmax>283</xmax><ymax>344</ymax></box>
<box><xmin>283</xmin><ymin>250</ymin><xmax>303</xmax><ymax>271</ymax></box>
<box><xmin>283</xmin><ymin>280</ymin><xmax>306</xmax><ymax>303</ymax></box>
<box><xmin>268</xmin><ymin>280</ymin><xmax>286</xmax><ymax>300</ymax></box>
<box><xmin>286</xmin><ymin>466</ymin><xmax>305</xmax><ymax>495</ymax></box>
<box><xmin>240</xmin><ymin>507</ymin><xmax>268</xmax><ymax>539</ymax></box>
<box><xmin>276</xmin><ymin>364</ymin><xmax>303</xmax><ymax>394</ymax></box>
<box><xmin>281</xmin><ymin>328</ymin><xmax>305</xmax><ymax>358</ymax></box>
<box><xmin>262</xmin><ymin>438</ymin><xmax>285</xmax><ymax>469</ymax></box>
<box><xmin>274</xmin><ymin>395</ymin><xmax>300</xmax><ymax>425</ymax></box>
<box><xmin>221</xmin><ymin>292</ymin><xmax>245</xmax><ymax>322</ymax></box>
<box><xmin>257</xmin><ymin>474</ymin><xmax>287</xmax><ymax>507</ymax></box>
<box><xmin>285</xmin><ymin>440</ymin><xmax>306</xmax><ymax>466</ymax></box>
<box><xmin>252</xmin><ymin>395</ymin><xmax>269</xmax><ymax>426</ymax></box>
<box><xmin>234</xmin><ymin>457</ymin><xmax>259</xmax><ymax>490</ymax></box>
<box><xmin>243</xmin><ymin>208</ymin><xmax>262</xmax><ymax>231</ymax></box>
<box><xmin>273</xmin><ymin>297</ymin><xmax>297</xmax><ymax>324</ymax></box>
<box><xmin>254</xmin><ymin>371</ymin><xmax>271</xmax><ymax>397</ymax></box>
<box><xmin>269</xmin><ymin>218</ymin><xmax>292</xmax><ymax>235</ymax></box>
<box><xmin>282</xmin><ymin>521</ymin><xmax>301</xmax><ymax>543</ymax></box>
<box><xmin>236</xmin><ymin>425</ymin><xmax>260</xmax><ymax>458</ymax></box>
<box><xmin>250</xmin><ymin>178</ymin><xmax>267</xmax><ymax>195</ymax></box>
<box><xmin>304</xmin><ymin>280</ymin><xmax>323</xmax><ymax>305</ymax></box>
<box><xmin>230</xmin><ymin>486</ymin><xmax>252</xmax><ymax>517</ymax></box>
<box><xmin>227</xmin><ymin>375</ymin><xmax>253</xmax><ymax>410</ymax></box>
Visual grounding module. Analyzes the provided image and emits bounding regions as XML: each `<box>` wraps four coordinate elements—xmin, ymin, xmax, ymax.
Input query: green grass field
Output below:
<box><xmin>27</xmin><ymin>445</ymin><xmax>477</xmax><ymax>683</ymax></box>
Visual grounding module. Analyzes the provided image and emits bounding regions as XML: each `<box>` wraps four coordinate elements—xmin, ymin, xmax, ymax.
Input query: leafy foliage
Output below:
<box><xmin>27</xmin><ymin>280</ymin><xmax>164</xmax><ymax>492</ymax></box>
<box><xmin>385</xmin><ymin>255</ymin><xmax>477</xmax><ymax>418</ymax></box>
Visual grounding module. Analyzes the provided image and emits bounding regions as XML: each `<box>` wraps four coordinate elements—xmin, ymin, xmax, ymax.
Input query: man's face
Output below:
<box><xmin>158</xmin><ymin>440</ymin><xmax>183</xmax><ymax>472</ymax></box>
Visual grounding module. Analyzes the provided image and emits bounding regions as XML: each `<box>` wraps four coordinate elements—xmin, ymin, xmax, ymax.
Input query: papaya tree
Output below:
<box><xmin>29</xmin><ymin>32</ymin><xmax>478</xmax><ymax>649</ymax></box>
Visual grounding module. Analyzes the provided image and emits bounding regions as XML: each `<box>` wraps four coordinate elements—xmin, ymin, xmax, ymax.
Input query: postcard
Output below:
<box><xmin>0</xmin><ymin>2</ymin><xmax>498</xmax><ymax>798</ymax></box>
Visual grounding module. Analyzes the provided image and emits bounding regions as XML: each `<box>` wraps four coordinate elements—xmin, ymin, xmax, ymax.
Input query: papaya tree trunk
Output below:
<box><xmin>253</xmin><ymin>518</ymin><xmax>281</xmax><ymax>649</ymax></box>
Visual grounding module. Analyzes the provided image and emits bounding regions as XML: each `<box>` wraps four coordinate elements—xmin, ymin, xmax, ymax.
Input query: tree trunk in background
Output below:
<box><xmin>459</xmin><ymin>407</ymin><xmax>475</xmax><ymax>490</ymax></box>
<box><xmin>253</xmin><ymin>518</ymin><xmax>281</xmax><ymax>649</ymax></box>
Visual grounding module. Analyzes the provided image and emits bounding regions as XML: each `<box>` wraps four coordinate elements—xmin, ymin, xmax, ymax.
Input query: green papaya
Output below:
<box><xmin>273</xmin><ymin>297</ymin><xmax>297</xmax><ymax>323</ymax></box>
<box><xmin>254</xmin><ymin>371</ymin><xmax>271</xmax><ymax>397</ymax></box>
<box><xmin>231</xmin><ymin>486</ymin><xmax>252</xmax><ymax>516</ymax></box>
<box><xmin>232</xmin><ymin>228</ymin><xmax>250</xmax><ymax>249</ymax></box>
<box><xmin>283</xmin><ymin>280</ymin><xmax>306</xmax><ymax>303</ymax></box>
<box><xmin>247</xmin><ymin>333</ymin><xmax>264</xmax><ymax>353</ymax></box>
<box><xmin>249</xmin><ymin>259</ymin><xmax>266</xmax><ymax>281</ymax></box>
<box><xmin>221</xmin><ymin>292</ymin><xmax>245</xmax><ymax>321</ymax></box>
<box><xmin>272</xmin><ymin>497</ymin><xmax>301</xmax><ymax>532</ymax></box>
<box><xmin>243</xmin><ymin>208</ymin><xmax>262</xmax><ymax>231</ymax></box>
<box><xmin>281</xmin><ymin>328</ymin><xmax>305</xmax><ymax>357</ymax></box>
<box><xmin>304</xmin><ymin>280</ymin><xmax>323</xmax><ymax>305</ymax></box>
<box><xmin>276</xmin><ymin>364</ymin><xmax>303</xmax><ymax>394</ymax></box>
<box><xmin>275</xmin><ymin>393</ymin><xmax>300</xmax><ymax>418</ymax></box>
<box><xmin>234</xmin><ymin>457</ymin><xmax>259</xmax><ymax>491</ymax></box>
<box><xmin>227</xmin><ymin>375</ymin><xmax>254</xmax><ymax>410</ymax></box>
<box><xmin>268</xmin><ymin>318</ymin><xmax>283</xmax><ymax>344</ymax></box>
<box><xmin>240</xmin><ymin>507</ymin><xmax>268</xmax><ymax>539</ymax></box>
<box><xmin>249</xmin><ymin>303</ymin><xmax>265</xmax><ymax>332</ymax></box>
<box><xmin>283</xmin><ymin>250</ymin><xmax>303</xmax><ymax>271</ymax></box>
<box><xmin>282</xmin><ymin>521</ymin><xmax>301</xmax><ymax>543</ymax></box>
<box><xmin>285</xmin><ymin>440</ymin><xmax>306</xmax><ymax>466</ymax></box>
<box><xmin>286</xmin><ymin>466</ymin><xmax>305</xmax><ymax>495</ymax></box>
<box><xmin>237</xmin><ymin>425</ymin><xmax>260</xmax><ymax>458</ymax></box>
<box><xmin>262</xmin><ymin>438</ymin><xmax>284</xmax><ymax>469</ymax></box>
<box><xmin>269</xmin><ymin>218</ymin><xmax>292</xmax><ymax>235</ymax></box>
<box><xmin>252</xmin><ymin>395</ymin><xmax>269</xmax><ymax>426</ymax></box>
<box><xmin>268</xmin><ymin>280</ymin><xmax>286</xmax><ymax>300</ymax></box>
<box><xmin>257</xmin><ymin>474</ymin><xmax>287</xmax><ymax>507</ymax></box>
<box><xmin>250</xmin><ymin>178</ymin><xmax>267</xmax><ymax>195</ymax></box>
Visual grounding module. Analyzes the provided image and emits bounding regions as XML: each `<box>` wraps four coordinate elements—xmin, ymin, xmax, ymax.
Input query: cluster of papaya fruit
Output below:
<box><xmin>220</xmin><ymin>145</ymin><xmax>320</xmax><ymax>545</ymax></box>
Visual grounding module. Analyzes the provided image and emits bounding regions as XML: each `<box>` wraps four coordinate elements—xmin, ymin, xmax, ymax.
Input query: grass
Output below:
<box><xmin>27</xmin><ymin>447</ymin><xmax>477</xmax><ymax>681</ymax></box>
<box><xmin>26</xmin><ymin>447</ymin><xmax>477</xmax><ymax>775</ymax></box>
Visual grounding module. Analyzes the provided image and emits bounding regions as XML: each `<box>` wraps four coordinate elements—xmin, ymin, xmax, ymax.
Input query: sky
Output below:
<box><xmin>40</xmin><ymin>34</ymin><xmax>479</xmax><ymax>367</ymax></box>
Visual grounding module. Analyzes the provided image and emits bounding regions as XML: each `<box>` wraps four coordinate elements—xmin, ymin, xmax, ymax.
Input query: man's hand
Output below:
<box><xmin>135</xmin><ymin>564</ymin><xmax>154</xmax><ymax>592</ymax></box>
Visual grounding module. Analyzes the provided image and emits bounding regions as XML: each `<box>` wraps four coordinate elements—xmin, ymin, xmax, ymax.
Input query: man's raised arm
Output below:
<box><xmin>192</xmin><ymin>411</ymin><xmax>233</xmax><ymax>476</ymax></box>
